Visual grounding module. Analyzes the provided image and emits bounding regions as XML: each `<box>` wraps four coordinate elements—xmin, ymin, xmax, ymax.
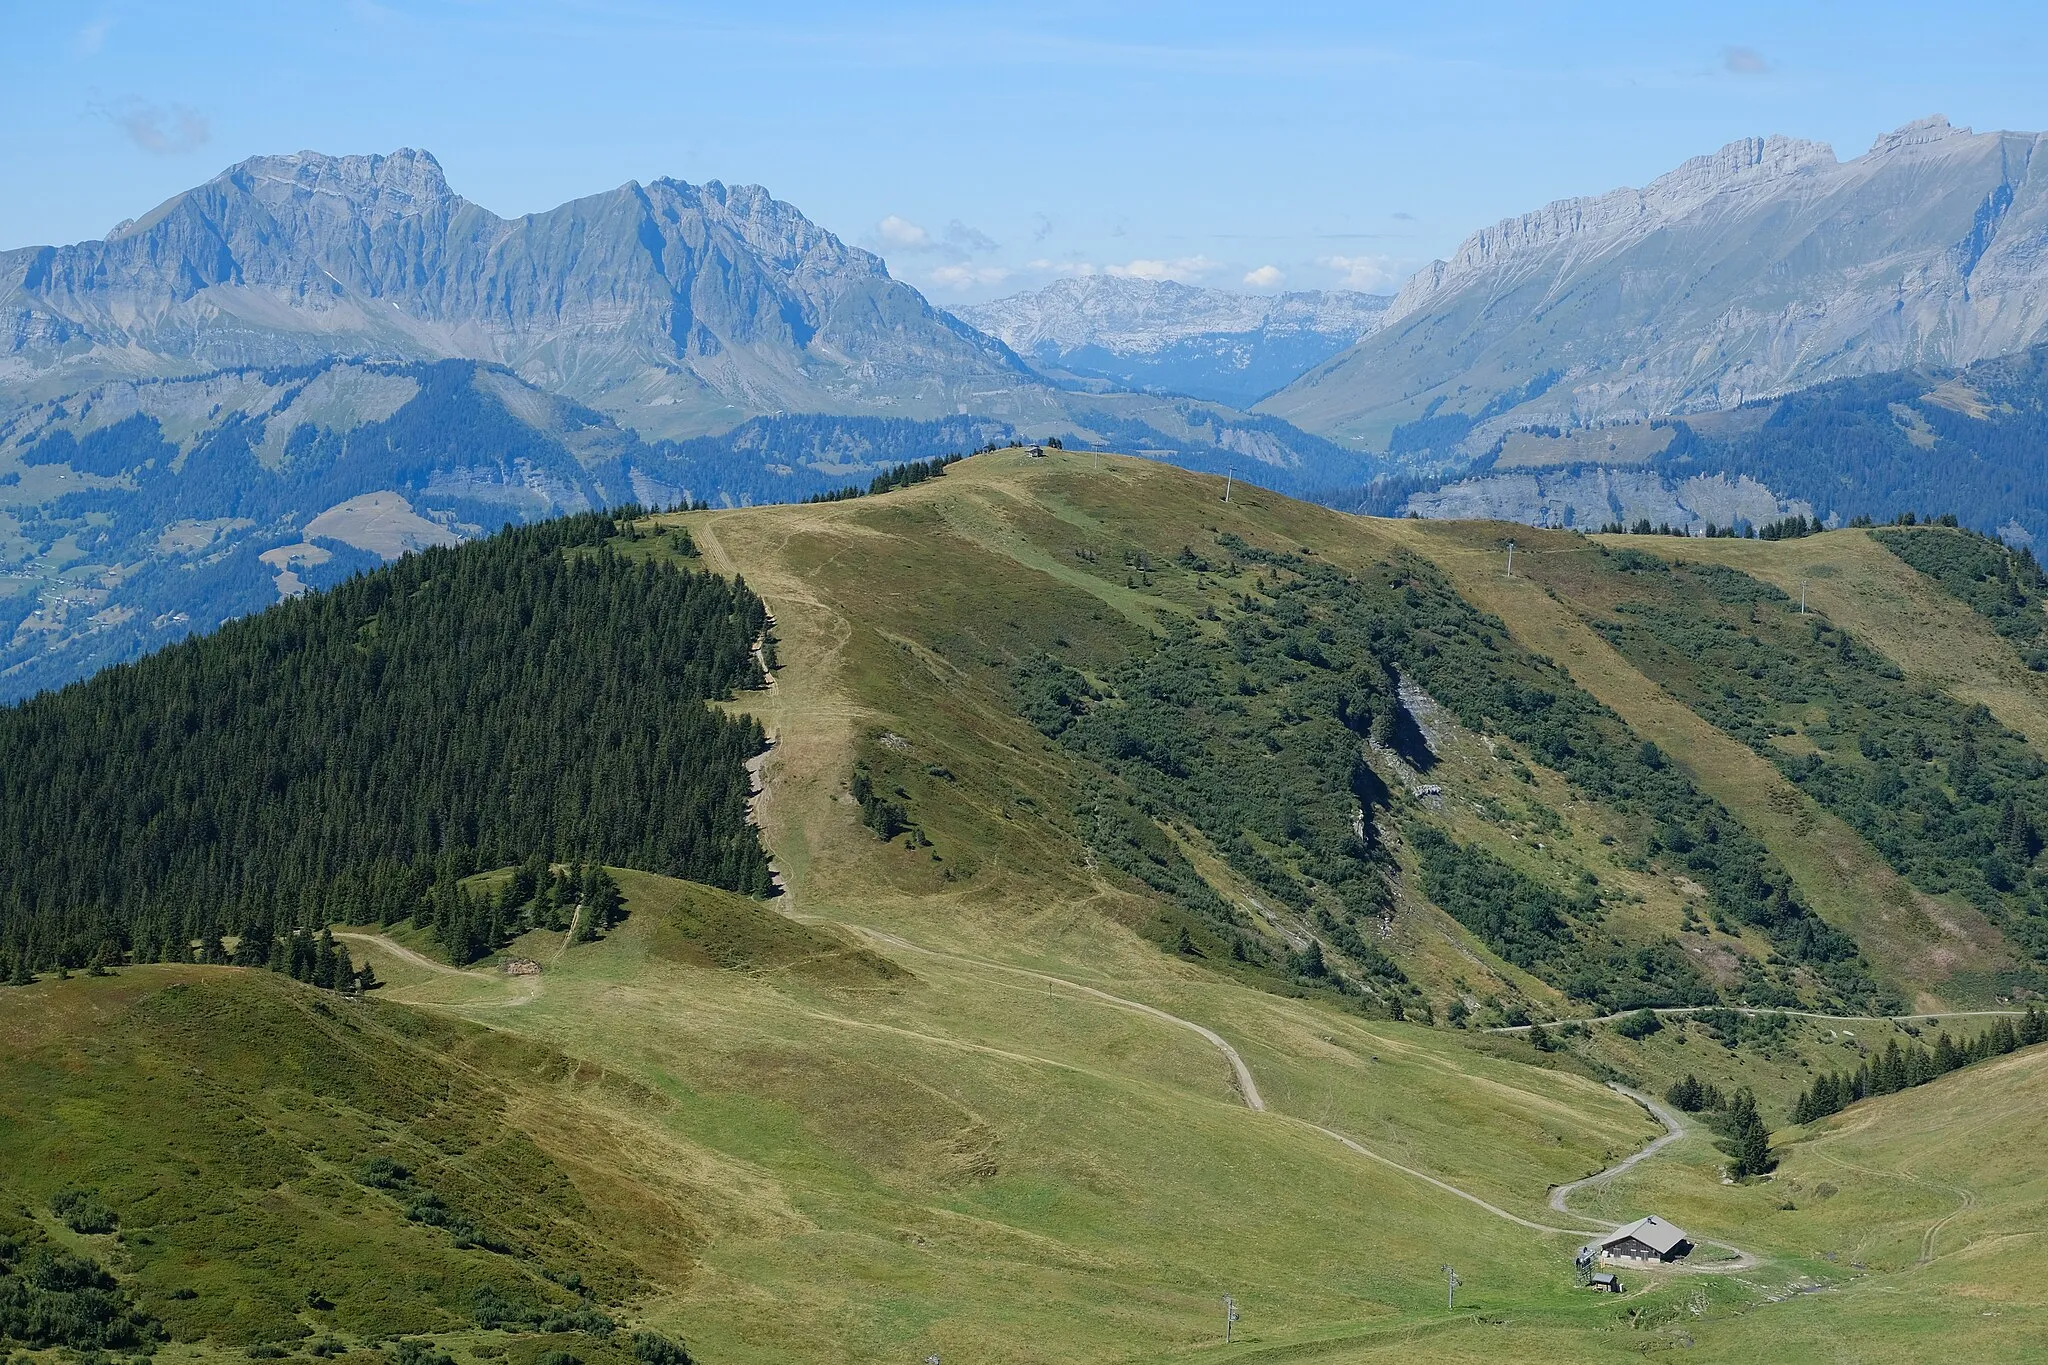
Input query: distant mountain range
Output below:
<box><xmin>0</xmin><ymin>151</ymin><xmax>1391</xmax><ymax>698</ymax></box>
<box><xmin>1</xmin><ymin>148</ymin><xmax>1063</xmax><ymax>442</ymax></box>
<box><xmin>1264</xmin><ymin>116</ymin><xmax>2048</xmax><ymax>456</ymax></box>
<box><xmin>19</xmin><ymin>118</ymin><xmax>2048</xmax><ymax>697</ymax></box>
<box><xmin>955</xmin><ymin>277</ymin><xmax>1388</xmax><ymax>407</ymax></box>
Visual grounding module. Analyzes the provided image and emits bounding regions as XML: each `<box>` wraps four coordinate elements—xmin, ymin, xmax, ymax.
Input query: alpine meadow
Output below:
<box><xmin>5</xmin><ymin>445</ymin><xmax>2048</xmax><ymax>1365</ymax></box>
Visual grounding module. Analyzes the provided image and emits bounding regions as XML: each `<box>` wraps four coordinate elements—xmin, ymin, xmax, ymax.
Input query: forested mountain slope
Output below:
<box><xmin>0</xmin><ymin>510</ymin><xmax>770</xmax><ymax>972</ymax></box>
<box><xmin>1380</xmin><ymin>339</ymin><xmax>2048</xmax><ymax>545</ymax></box>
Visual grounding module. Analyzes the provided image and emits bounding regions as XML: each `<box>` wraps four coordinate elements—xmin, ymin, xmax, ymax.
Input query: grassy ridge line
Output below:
<box><xmin>1639</xmin><ymin>529</ymin><xmax>2048</xmax><ymax>759</ymax></box>
<box><xmin>1377</xmin><ymin>520</ymin><xmax>2010</xmax><ymax>1010</ymax></box>
<box><xmin>668</xmin><ymin>455</ymin><xmax>1685</xmax><ymax>1199</ymax></box>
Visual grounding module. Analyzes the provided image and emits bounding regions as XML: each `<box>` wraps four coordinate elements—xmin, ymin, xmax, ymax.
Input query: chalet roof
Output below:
<box><xmin>1600</xmin><ymin>1215</ymin><xmax>1688</xmax><ymax>1254</ymax></box>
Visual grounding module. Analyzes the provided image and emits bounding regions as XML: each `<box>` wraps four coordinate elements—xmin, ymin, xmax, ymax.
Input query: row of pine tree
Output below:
<box><xmin>0</xmin><ymin>510</ymin><xmax>775</xmax><ymax>973</ymax></box>
<box><xmin>1791</xmin><ymin>1010</ymin><xmax>2048</xmax><ymax>1123</ymax></box>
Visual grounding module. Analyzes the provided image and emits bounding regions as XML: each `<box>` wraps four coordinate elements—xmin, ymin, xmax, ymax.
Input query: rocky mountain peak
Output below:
<box><xmin>1867</xmin><ymin>114</ymin><xmax>1972</xmax><ymax>157</ymax></box>
<box><xmin>3</xmin><ymin>148</ymin><xmax>1045</xmax><ymax>440</ymax></box>
<box><xmin>1265</xmin><ymin>117</ymin><xmax>2048</xmax><ymax>452</ymax></box>
<box><xmin>1385</xmin><ymin>131</ymin><xmax>1837</xmax><ymax>325</ymax></box>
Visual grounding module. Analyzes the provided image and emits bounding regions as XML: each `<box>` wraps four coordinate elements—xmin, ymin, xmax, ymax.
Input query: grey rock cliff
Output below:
<box><xmin>1262</xmin><ymin>117</ymin><xmax>2048</xmax><ymax>452</ymax></box>
<box><xmin>0</xmin><ymin>149</ymin><xmax>1054</xmax><ymax>438</ymax></box>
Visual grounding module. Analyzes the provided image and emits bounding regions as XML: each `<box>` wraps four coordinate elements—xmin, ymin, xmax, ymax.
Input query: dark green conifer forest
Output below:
<box><xmin>0</xmin><ymin>511</ymin><xmax>773</xmax><ymax>972</ymax></box>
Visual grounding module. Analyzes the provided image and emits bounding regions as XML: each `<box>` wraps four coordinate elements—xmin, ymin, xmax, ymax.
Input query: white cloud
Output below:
<box><xmin>1723</xmin><ymin>45</ymin><xmax>1769</xmax><ymax>75</ymax></box>
<box><xmin>927</xmin><ymin>263</ymin><xmax>1012</xmax><ymax>291</ymax></box>
<box><xmin>872</xmin><ymin>215</ymin><xmax>999</xmax><ymax>264</ymax></box>
<box><xmin>877</xmin><ymin>214</ymin><xmax>932</xmax><ymax>250</ymax></box>
<box><xmin>106</xmin><ymin>99</ymin><xmax>210</xmax><ymax>155</ymax></box>
<box><xmin>1242</xmin><ymin>265</ymin><xmax>1285</xmax><ymax>288</ymax></box>
<box><xmin>1105</xmin><ymin>255</ymin><xmax>1220</xmax><ymax>283</ymax></box>
<box><xmin>945</xmin><ymin>220</ymin><xmax>998</xmax><ymax>253</ymax></box>
<box><xmin>1319</xmin><ymin>254</ymin><xmax>1398</xmax><ymax>290</ymax></box>
<box><xmin>76</xmin><ymin>18</ymin><xmax>112</xmax><ymax>56</ymax></box>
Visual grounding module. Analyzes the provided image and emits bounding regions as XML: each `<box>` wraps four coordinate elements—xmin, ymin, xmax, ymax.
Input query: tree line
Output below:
<box><xmin>1791</xmin><ymin>1010</ymin><xmax>2048</xmax><ymax>1123</ymax></box>
<box><xmin>1661</xmin><ymin>1075</ymin><xmax>1775</xmax><ymax>1178</ymax></box>
<box><xmin>803</xmin><ymin>451</ymin><xmax>966</xmax><ymax>504</ymax></box>
<box><xmin>0</xmin><ymin>509</ymin><xmax>774</xmax><ymax>975</ymax></box>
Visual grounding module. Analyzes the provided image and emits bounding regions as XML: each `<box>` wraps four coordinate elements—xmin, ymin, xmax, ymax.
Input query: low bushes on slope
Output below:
<box><xmin>1578</xmin><ymin>551</ymin><xmax>2048</xmax><ymax>974</ymax></box>
<box><xmin>1009</xmin><ymin>525</ymin><xmax>1875</xmax><ymax>1012</ymax></box>
<box><xmin>1872</xmin><ymin>525</ymin><xmax>2048</xmax><ymax>667</ymax></box>
<box><xmin>0</xmin><ymin>970</ymin><xmax>669</xmax><ymax>1353</ymax></box>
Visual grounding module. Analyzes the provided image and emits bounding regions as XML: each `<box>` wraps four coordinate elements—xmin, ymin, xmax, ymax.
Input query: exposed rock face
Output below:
<box><xmin>957</xmin><ymin>277</ymin><xmax>1389</xmax><ymax>407</ymax></box>
<box><xmin>1262</xmin><ymin>117</ymin><xmax>2048</xmax><ymax>452</ymax></box>
<box><xmin>0</xmin><ymin>149</ymin><xmax>1052</xmax><ymax>438</ymax></box>
<box><xmin>1403</xmin><ymin>467</ymin><xmax>1813</xmax><ymax>533</ymax></box>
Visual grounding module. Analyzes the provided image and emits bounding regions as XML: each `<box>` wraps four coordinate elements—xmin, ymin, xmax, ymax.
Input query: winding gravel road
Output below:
<box><xmin>845</xmin><ymin>924</ymin><xmax>1760</xmax><ymax>1265</ymax></box>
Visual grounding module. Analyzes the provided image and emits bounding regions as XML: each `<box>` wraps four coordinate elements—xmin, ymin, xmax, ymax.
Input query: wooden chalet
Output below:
<box><xmin>1597</xmin><ymin>1215</ymin><xmax>1692</xmax><ymax>1265</ymax></box>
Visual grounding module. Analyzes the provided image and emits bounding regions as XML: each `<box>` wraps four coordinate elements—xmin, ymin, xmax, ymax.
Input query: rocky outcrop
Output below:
<box><xmin>1262</xmin><ymin>117</ymin><xmax>2048</xmax><ymax>453</ymax></box>
<box><xmin>1403</xmin><ymin>467</ymin><xmax>1813</xmax><ymax>533</ymax></box>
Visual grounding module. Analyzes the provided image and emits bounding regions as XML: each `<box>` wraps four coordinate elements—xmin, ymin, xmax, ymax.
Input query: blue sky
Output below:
<box><xmin>6</xmin><ymin>1</ymin><xmax>2046</xmax><ymax>303</ymax></box>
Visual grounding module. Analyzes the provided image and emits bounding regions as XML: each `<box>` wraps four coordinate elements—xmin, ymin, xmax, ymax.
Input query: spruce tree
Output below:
<box><xmin>2024</xmin><ymin>1007</ymin><xmax>2048</xmax><ymax>1046</ymax></box>
<box><xmin>1724</xmin><ymin>1088</ymin><xmax>1775</xmax><ymax>1178</ymax></box>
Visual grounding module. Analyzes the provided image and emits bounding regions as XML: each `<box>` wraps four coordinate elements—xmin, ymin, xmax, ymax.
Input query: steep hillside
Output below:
<box><xmin>1264</xmin><ymin>117</ymin><xmax>2048</xmax><ymax>452</ymax></box>
<box><xmin>0</xmin><ymin>968</ymin><xmax>691</xmax><ymax>1361</ymax></box>
<box><xmin>0</xmin><ymin>510</ymin><xmax>770</xmax><ymax>967</ymax></box>
<box><xmin>8</xmin><ymin>455</ymin><xmax>2048</xmax><ymax>1361</ymax></box>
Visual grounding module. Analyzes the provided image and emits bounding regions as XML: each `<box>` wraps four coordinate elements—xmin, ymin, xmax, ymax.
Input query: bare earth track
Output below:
<box><xmin>847</xmin><ymin>922</ymin><xmax>1761</xmax><ymax>1267</ymax></box>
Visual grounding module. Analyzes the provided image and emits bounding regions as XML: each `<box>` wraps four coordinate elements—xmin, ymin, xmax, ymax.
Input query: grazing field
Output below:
<box><xmin>7</xmin><ymin>451</ymin><xmax>2048</xmax><ymax>1362</ymax></box>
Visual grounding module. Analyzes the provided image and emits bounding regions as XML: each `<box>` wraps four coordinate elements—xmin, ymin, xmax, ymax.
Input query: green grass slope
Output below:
<box><xmin>0</xmin><ymin>967</ymin><xmax>692</xmax><ymax>1364</ymax></box>
<box><xmin>10</xmin><ymin>450</ymin><xmax>2048</xmax><ymax>1363</ymax></box>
